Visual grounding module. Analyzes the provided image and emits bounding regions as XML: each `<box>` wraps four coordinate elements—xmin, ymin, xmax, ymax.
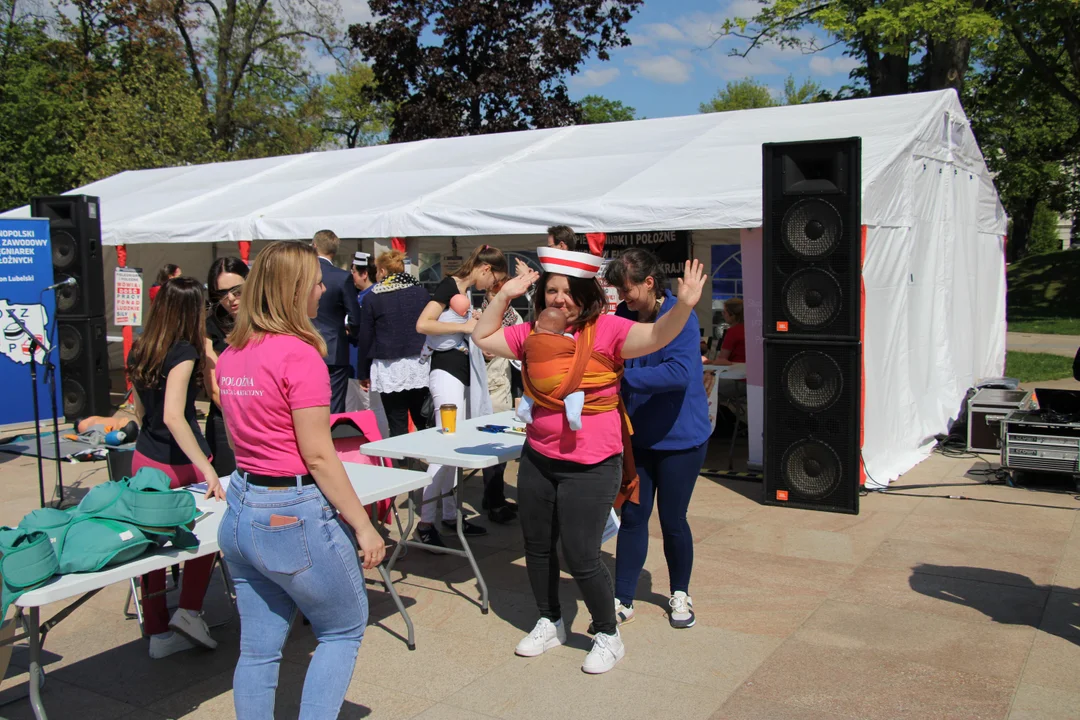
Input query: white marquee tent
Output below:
<box><xmin>2</xmin><ymin>88</ymin><xmax>1007</xmax><ymax>486</ymax></box>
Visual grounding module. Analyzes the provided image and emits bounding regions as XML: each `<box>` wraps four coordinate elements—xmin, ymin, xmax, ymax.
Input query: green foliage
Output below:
<box><xmin>321</xmin><ymin>63</ymin><xmax>395</xmax><ymax>148</ymax></box>
<box><xmin>699</xmin><ymin>76</ymin><xmax>824</xmax><ymax>113</ymax></box>
<box><xmin>351</xmin><ymin>0</ymin><xmax>642</xmax><ymax>141</ymax></box>
<box><xmin>577</xmin><ymin>94</ymin><xmax>636</xmax><ymax>124</ymax></box>
<box><xmin>1007</xmin><ymin>249</ymin><xmax>1080</xmax><ymax>331</ymax></box>
<box><xmin>1026</xmin><ymin>203</ymin><xmax>1065</xmax><ymax>257</ymax></box>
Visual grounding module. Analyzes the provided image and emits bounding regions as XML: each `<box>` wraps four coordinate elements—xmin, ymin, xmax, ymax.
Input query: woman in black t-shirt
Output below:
<box><xmin>203</xmin><ymin>257</ymin><xmax>249</xmax><ymax>477</ymax></box>
<box><xmin>127</xmin><ymin>276</ymin><xmax>225</xmax><ymax>660</ymax></box>
<box><xmin>413</xmin><ymin>244</ymin><xmax>508</xmax><ymax>546</ymax></box>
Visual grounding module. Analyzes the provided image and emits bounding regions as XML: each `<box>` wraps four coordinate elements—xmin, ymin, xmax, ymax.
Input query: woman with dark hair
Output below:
<box><xmin>149</xmin><ymin>263</ymin><xmax>182</xmax><ymax>303</ymax></box>
<box><xmin>203</xmin><ymin>256</ymin><xmax>249</xmax><ymax>477</ymax></box>
<box><xmin>414</xmin><ymin>244</ymin><xmax>508</xmax><ymax>546</ymax></box>
<box><xmin>473</xmin><ymin>244</ymin><xmax>707</xmax><ymax>674</ymax></box>
<box><xmin>127</xmin><ymin>276</ymin><xmax>224</xmax><ymax>659</ymax></box>
<box><xmin>704</xmin><ymin>297</ymin><xmax>747</xmax><ymax>403</ymax></box>
<box><xmin>603</xmin><ymin>248</ymin><xmax>711</xmax><ymax>630</ymax></box>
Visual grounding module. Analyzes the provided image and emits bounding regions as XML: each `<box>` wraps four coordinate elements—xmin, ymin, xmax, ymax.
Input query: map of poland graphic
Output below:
<box><xmin>0</xmin><ymin>300</ymin><xmax>50</xmax><ymax>365</ymax></box>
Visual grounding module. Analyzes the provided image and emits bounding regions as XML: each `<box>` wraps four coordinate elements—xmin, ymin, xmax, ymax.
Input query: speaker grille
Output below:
<box><xmin>55</xmin><ymin>277</ymin><xmax>79</xmax><ymax>314</ymax></box>
<box><xmin>764</xmin><ymin>340</ymin><xmax>860</xmax><ymax>514</ymax></box>
<box><xmin>781</xmin><ymin>198</ymin><xmax>842</xmax><ymax>260</ymax></box>
<box><xmin>763</xmin><ymin>139</ymin><xmax>861</xmax><ymax>341</ymax></box>
<box><xmin>59</xmin><ymin>324</ymin><xmax>82</xmax><ymax>362</ymax></box>
<box><xmin>782</xmin><ymin>351</ymin><xmax>843</xmax><ymax>412</ymax></box>
<box><xmin>63</xmin><ymin>379</ymin><xmax>87</xmax><ymax>418</ymax></box>
<box><xmin>781</xmin><ymin>268</ymin><xmax>842</xmax><ymax>330</ymax></box>
<box><xmin>782</xmin><ymin>440</ymin><xmax>843</xmax><ymax>499</ymax></box>
<box><xmin>52</xmin><ymin>230</ymin><xmax>77</xmax><ymax>270</ymax></box>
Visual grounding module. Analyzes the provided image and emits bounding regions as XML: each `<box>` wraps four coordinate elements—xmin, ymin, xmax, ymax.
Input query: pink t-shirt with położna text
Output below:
<box><xmin>504</xmin><ymin>314</ymin><xmax>635</xmax><ymax>465</ymax></box>
<box><xmin>216</xmin><ymin>334</ymin><xmax>331</xmax><ymax>477</ymax></box>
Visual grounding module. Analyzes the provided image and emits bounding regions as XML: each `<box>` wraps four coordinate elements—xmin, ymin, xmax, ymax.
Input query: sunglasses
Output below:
<box><xmin>222</xmin><ymin>284</ymin><xmax>243</xmax><ymax>299</ymax></box>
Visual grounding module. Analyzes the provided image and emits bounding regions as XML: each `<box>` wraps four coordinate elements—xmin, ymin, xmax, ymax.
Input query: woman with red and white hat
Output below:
<box><xmin>473</xmin><ymin>240</ymin><xmax>708</xmax><ymax>675</ymax></box>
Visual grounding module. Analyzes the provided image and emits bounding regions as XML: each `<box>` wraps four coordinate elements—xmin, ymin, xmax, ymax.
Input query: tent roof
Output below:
<box><xmin>2</xmin><ymin>89</ymin><xmax>1001</xmax><ymax>245</ymax></box>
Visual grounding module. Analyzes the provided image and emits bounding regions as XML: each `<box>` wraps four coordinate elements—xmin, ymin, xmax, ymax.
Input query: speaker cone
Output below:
<box><xmin>55</xmin><ymin>277</ymin><xmax>79</xmax><ymax>313</ymax></box>
<box><xmin>782</xmin><ymin>351</ymin><xmax>843</xmax><ymax>412</ymax></box>
<box><xmin>63</xmin><ymin>379</ymin><xmax>87</xmax><ymax>418</ymax></box>
<box><xmin>59</xmin><ymin>324</ymin><xmax>82</xmax><ymax>362</ymax></box>
<box><xmin>51</xmin><ymin>231</ymin><xmax>77</xmax><ymax>270</ymax></box>
<box><xmin>782</xmin><ymin>268</ymin><xmax>842</xmax><ymax>330</ymax></box>
<box><xmin>781</xmin><ymin>440</ymin><xmax>842</xmax><ymax>499</ymax></box>
<box><xmin>781</xmin><ymin>198</ymin><xmax>842</xmax><ymax>260</ymax></box>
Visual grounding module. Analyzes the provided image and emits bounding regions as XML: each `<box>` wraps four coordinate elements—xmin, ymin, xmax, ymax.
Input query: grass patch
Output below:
<box><xmin>1005</xmin><ymin>351</ymin><xmax>1075</xmax><ymax>383</ymax></box>
<box><xmin>1007</xmin><ymin>317</ymin><xmax>1080</xmax><ymax>335</ymax></box>
<box><xmin>1007</xmin><ymin>250</ymin><xmax>1080</xmax><ymax>335</ymax></box>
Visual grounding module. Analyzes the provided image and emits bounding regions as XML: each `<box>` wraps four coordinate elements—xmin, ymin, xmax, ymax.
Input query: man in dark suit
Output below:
<box><xmin>312</xmin><ymin>229</ymin><xmax>362</xmax><ymax>413</ymax></box>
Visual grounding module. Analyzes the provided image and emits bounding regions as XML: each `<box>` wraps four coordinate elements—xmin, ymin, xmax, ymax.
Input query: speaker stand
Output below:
<box><xmin>5</xmin><ymin>310</ymin><xmax>64</xmax><ymax>508</ymax></box>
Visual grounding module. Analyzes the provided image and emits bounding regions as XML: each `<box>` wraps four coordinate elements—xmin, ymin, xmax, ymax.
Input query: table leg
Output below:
<box><xmin>375</xmin><ymin>564</ymin><xmax>415</xmax><ymax>651</ymax></box>
<box><xmin>28</xmin><ymin>607</ymin><xmax>46</xmax><ymax>720</ymax></box>
<box><xmin>386</xmin><ymin>493</ymin><xmax>417</xmax><ymax>575</ymax></box>
<box><xmin>453</xmin><ymin>467</ymin><xmax>489</xmax><ymax>614</ymax></box>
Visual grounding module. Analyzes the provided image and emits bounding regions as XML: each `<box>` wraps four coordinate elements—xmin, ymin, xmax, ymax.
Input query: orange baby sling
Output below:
<box><xmin>521</xmin><ymin>320</ymin><xmax>640</xmax><ymax>508</ymax></box>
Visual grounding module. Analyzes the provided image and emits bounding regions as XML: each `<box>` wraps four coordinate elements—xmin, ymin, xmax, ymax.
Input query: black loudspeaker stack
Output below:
<box><xmin>31</xmin><ymin>195</ymin><xmax>110</xmax><ymax>420</ymax></box>
<box><xmin>762</xmin><ymin>139</ymin><xmax>863</xmax><ymax>514</ymax></box>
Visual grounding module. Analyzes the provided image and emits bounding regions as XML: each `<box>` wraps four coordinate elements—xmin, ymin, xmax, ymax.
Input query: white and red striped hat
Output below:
<box><xmin>536</xmin><ymin>246</ymin><xmax>603</xmax><ymax>279</ymax></box>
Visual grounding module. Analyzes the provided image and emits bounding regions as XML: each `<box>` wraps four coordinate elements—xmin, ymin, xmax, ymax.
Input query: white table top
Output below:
<box><xmin>16</xmin><ymin>463</ymin><xmax>430</xmax><ymax>608</ymax></box>
<box><xmin>359</xmin><ymin>411</ymin><xmax>525</xmax><ymax>469</ymax></box>
<box><xmin>705</xmin><ymin>363</ymin><xmax>747</xmax><ymax>380</ymax></box>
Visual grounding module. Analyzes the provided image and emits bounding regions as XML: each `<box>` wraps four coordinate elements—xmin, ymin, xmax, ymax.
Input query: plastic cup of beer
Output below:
<box><xmin>440</xmin><ymin>404</ymin><xmax>458</xmax><ymax>434</ymax></box>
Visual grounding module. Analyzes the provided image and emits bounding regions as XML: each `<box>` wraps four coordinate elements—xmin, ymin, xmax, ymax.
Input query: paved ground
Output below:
<box><xmin>2</xmin><ymin>382</ymin><xmax>1080</xmax><ymax>719</ymax></box>
<box><xmin>1007</xmin><ymin>332</ymin><xmax>1080</xmax><ymax>359</ymax></box>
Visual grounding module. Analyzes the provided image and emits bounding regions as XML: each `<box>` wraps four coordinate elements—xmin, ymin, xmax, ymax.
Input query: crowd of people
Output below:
<box><xmin>126</xmin><ymin>225</ymin><xmax>739</xmax><ymax>716</ymax></box>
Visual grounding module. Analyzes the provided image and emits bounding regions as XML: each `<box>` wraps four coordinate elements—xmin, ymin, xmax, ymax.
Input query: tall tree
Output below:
<box><xmin>351</xmin><ymin>0</ymin><xmax>642</xmax><ymax>142</ymax></box>
<box><xmin>721</xmin><ymin>1</ymin><xmax>1000</xmax><ymax>97</ymax></box>
<box><xmin>577</xmin><ymin>94</ymin><xmax>636</xmax><ymax>124</ymax></box>
<box><xmin>169</xmin><ymin>0</ymin><xmax>344</xmax><ymax>154</ymax></box>
<box><xmin>320</xmin><ymin>62</ymin><xmax>394</xmax><ymax>148</ymax></box>
<box><xmin>699</xmin><ymin>75</ymin><xmax>824</xmax><ymax>113</ymax></box>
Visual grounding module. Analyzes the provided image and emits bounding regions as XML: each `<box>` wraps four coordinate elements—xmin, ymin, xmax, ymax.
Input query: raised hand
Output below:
<box><xmin>498</xmin><ymin>270</ymin><xmax>539</xmax><ymax>300</ymax></box>
<box><xmin>676</xmin><ymin>259</ymin><xmax>707</xmax><ymax>309</ymax></box>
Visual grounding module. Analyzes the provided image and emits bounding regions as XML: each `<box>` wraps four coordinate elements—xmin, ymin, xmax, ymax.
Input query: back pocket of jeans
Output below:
<box><xmin>251</xmin><ymin>520</ymin><xmax>313</xmax><ymax>576</ymax></box>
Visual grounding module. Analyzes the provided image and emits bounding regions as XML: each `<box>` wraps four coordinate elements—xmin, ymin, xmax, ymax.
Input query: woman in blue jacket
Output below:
<box><xmin>604</xmin><ymin>248</ymin><xmax>712</xmax><ymax>629</ymax></box>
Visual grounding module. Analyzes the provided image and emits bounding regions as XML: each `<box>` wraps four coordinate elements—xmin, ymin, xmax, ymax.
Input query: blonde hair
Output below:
<box><xmin>312</xmin><ymin>229</ymin><xmax>340</xmax><ymax>257</ymax></box>
<box><xmin>724</xmin><ymin>297</ymin><xmax>744</xmax><ymax>324</ymax></box>
<box><xmin>376</xmin><ymin>250</ymin><xmax>406</xmax><ymax>275</ymax></box>
<box><xmin>228</xmin><ymin>241</ymin><xmax>328</xmax><ymax>357</ymax></box>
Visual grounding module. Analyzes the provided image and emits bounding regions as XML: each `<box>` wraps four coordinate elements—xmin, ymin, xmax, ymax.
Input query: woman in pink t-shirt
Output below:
<box><xmin>473</xmin><ymin>244</ymin><xmax>707</xmax><ymax>675</ymax></box>
<box><xmin>215</xmin><ymin>241</ymin><xmax>386</xmax><ymax>720</ymax></box>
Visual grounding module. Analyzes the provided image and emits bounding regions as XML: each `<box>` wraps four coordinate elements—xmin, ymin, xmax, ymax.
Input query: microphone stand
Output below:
<box><xmin>6</xmin><ymin>310</ymin><xmax>63</xmax><ymax>507</ymax></box>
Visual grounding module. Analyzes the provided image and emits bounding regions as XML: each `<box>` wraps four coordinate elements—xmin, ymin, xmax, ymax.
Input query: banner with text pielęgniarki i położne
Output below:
<box><xmin>0</xmin><ymin>218</ymin><xmax>63</xmax><ymax>428</ymax></box>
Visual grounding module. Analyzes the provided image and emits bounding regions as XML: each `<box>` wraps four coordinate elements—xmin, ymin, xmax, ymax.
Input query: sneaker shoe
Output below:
<box><xmin>482</xmin><ymin>498</ymin><xmax>518</xmax><ymax>512</ymax></box>
<box><xmin>514</xmin><ymin>617</ymin><xmax>566</xmax><ymax>657</ymax></box>
<box><xmin>668</xmin><ymin>591</ymin><xmax>696</xmax><ymax>629</ymax></box>
<box><xmin>149</xmin><ymin>631</ymin><xmax>195</xmax><ymax>659</ymax></box>
<box><xmin>169</xmin><ymin>608</ymin><xmax>218</xmax><ymax>649</ymax></box>
<box><xmin>587</xmin><ymin>599</ymin><xmax>634</xmax><ymax>634</ymax></box>
<box><xmin>441</xmin><ymin>518</ymin><xmax>488</xmax><ymax>536</ymax></box>
<box><xmin>415</xmin><ymin>524</ymin><xmax>446</xmax><ymax>548</ymax></box>
<box><xmin>582</xmin><ymin>629</ymin><xmax>625</xmax><ymax>674</ymax></box>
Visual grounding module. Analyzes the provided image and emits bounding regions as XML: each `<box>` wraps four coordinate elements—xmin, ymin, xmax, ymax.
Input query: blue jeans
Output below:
<box><xmin>615</xmin><ymin>443</ymin><xmax>708</xmax><ymax>604</ymax></box>
<box><xmin>218</xmin><ymin>472</ymin><xmax>368</xmax><ymax>720</ymax></box>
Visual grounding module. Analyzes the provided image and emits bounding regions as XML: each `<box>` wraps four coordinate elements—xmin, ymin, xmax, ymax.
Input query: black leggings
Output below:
<box><xmin>205</xmin><ymin>406</ymin><xmax>235</xmax><ymax>477</ymax></box>
<box><xmin>380</xmin><ymin>387</ymin><xmax>432</xmax><ymax>438</ymax></box>
<box><xmin>517</xmin><ymin>443</ymin><xmax>621</xmax><ymax>635</ymax></box>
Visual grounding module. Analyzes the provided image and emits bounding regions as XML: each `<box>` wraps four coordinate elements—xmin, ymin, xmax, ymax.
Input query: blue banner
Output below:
<box><xmin>0</xmin><ymin>218</ymin><xmax>63</xmax><ymax>428</ymax></box>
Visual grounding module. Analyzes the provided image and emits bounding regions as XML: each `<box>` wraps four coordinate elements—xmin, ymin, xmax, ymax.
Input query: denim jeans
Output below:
<box><xmin>218</xmin><ymin>472</ymin><xmax>368</xmax><ymax>720</ymax></box>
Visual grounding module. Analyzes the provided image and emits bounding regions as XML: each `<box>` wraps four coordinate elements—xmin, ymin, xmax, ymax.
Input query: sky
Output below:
<box><xmin>338</xmin><ymin>0</ymin><xmax>861</xmax><ymax>121</ymax></box>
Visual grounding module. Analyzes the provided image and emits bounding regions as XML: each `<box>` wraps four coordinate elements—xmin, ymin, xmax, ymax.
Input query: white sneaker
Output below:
<box><xmin>587</xmin><ymin>599</ymin><xmax>634</xmax><ymax>634</ymax></box>
<box><xmin>149</xmin><ymin>631</ymin><xmax>195</xmax><ymax>659</ymax></box>
<box><xmin>582</xmin><ymin>629</ymin><xmax>624</xmax><ymax>674</ymax></box>
<box><xmin>514</xmin><ymin>617</ymin><xmax>566</xmax><ymax>657</ymax></box>
<box><xmin>169</xmin><ymin>608</ymin><xmax>218</xmax><ymax>649</ymax></box>
<box><xmin>668</xmin><ymin>591</ymin><xmax>696</xmax><ymax>629</ymax></box>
